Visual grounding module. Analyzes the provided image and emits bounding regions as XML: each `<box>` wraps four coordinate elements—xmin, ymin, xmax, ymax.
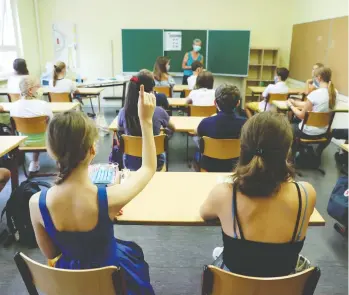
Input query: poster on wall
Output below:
<box><xmin>164</xmin><ymin>31</ymin><xmax>182</xmax><ymax>51</ymax></box>
<box><xmin>52</xmin><ymin>22</ymin><xmax>79</xmax><ymax>71</ymax></box>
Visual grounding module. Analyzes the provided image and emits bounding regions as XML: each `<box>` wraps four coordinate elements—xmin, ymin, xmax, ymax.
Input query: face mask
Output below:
<box><xmin>193</xmin><ymin>45</ymin><xmax>201</xmax><ymax>52</ymax></box>
<box><xmin>313</xmin><ymin>78</ymin><xmax>320</xmax><ymax>88</ymax></box>
<box><xmin>274</xmin><ymin>76</ymin><xmax>279</xmax><ymax>83</ymax></box>
<box><xmin>166</xmin><ymin>64</ymin><xmax>170</xmax><ymax>71</ymax></box>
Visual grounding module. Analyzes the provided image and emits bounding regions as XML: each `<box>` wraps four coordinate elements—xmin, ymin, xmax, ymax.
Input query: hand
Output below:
<box><xmin>0</xmin><ymin>106</ymin><xmax>4</xmax><ymax>113</ymax></box>
<box><xmin>288</xmin><ymin>99</ymin><xmax>295</xmax><ymax>106</ymax></box>
<box><xmin>306</xmin><ymin>79</ymin><xmax>313</xmax><ymax>84</ymax></box>
<box><xmin>138</xmin><ymin>84</ymin><xmax>156</xmax><ymax>124</ymax></box>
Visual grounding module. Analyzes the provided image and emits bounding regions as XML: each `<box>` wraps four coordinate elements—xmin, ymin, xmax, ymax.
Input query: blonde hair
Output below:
<box><xmin>53</xmin><ymin>61</ymin><xmax>66</xmax><ymax>87</ymax></box>
<box><xmin>314</xmin><ymin>67</ymin><xmax>336</xmax><ymax>109</ymax></box>
<box><xmin>153</xmin><ymin>56</ymin><xmax>170</xmax><ymax>81</ymax></box>
<box><xmin>19</xmin><ymin>76</ymin><xmax>39</xmax><ymax>99</ymax></box>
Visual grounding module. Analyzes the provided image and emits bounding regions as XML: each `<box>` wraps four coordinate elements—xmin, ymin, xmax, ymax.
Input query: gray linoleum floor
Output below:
<box><xmin>0</xmin><ymin>107</ymin><xmax>347</xmax><ymax>295</ymax></box>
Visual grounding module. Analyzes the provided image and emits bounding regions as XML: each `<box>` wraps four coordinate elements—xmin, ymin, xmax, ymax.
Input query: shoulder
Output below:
<box><xmin>29</xmin><ymin>191</ymin><xmax>41</xmax><ymax>215</ymax></box>
<box><xmin>307</xmin><ymin>88</ymin><xmax>323</xmax><ymax>102</ymax></box>
<box><xmin>209</xmin><ymin>182</ymin><xmax>233</xmax><ymax>203</ymax></box>
<box><xmin>298</xmin><ymin>181</ymin><xmax>316</xmax><ymax>210</ymax></box>
<box><xmin>155</xmin><ymin>106</ymin><xmax>168</xmax><ymax>116</ymax></box>
<box><xmin>118</xmin><ymin>108</ymin><xmax>125</xmax><ymax>118</ymax></box>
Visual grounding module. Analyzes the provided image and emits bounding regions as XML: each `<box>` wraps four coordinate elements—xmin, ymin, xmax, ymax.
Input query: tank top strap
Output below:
<box><xmin>96</xmin><ymin>185</ymin><xmax>112</xmax><ymax>225</ymax></box>
<box><xmin>39</xmin><ymin>189</ymin><xmax>56</xmax><ymax>233</ymax></box>
<box><xmin>291</xmin><ymin>182</ymin><xmax>303</xmax><ymax>243</ymax></box>
<box><xmin>232</xmin><ymin>182</ymin><xmax>245</xmax><ymax>239</ymax></box>
<box><xmin>296</xmin><ymin>182</ymin><xmax>309</xmax><ymax>241</ymax></box>
<box><xmin>187</xmin><ymin>51</ymin><xmax>193</xmax><ymax>62</ymax></box>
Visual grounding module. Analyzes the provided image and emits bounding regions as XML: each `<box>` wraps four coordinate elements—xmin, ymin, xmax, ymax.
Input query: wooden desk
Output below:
<box><xmin>173</xmin><ymin>85</ymin><xmax>189</xmax><ymax>92</ymax></box>
<box><xmin>0</xmin><ymin>102</ymin><xmax>80</xmax><ymax>113</ymax></box>
<box><xmin>0</xmin><ymin>136</ymin><xmax>27</xmax><ymax>190</ymax></box>
<box><xmin>341</xmin><ymin>144</ymin><xmax>349</xmax><ymax>152</ymax></box>
<box><xmin>116</xmin><ymin>172</ymin><xmax>325</xmax><ymax>226</ymax></box>
<box><xmin>272</xmin><ymin>100</ymin><xmax>349</xmax><ymax>114</ymax></box>
<box><xmin>109</xmin><ymin>117</ymin><xmax>118</xmax><ymax>131</ymax></box>
<box><xmin>170</xmin><ymin>116</ymin><xmax>204</xmax><ymax>132</ymax></box>
<box><xmin>248</xmin><ymin>86</ymin><xmax>304</xmax><ymax>96</ymax></box>
<box><xmin>168</xmin><ymin>98</ymin><xmax>188</xmax><ymax>107</ymax></box>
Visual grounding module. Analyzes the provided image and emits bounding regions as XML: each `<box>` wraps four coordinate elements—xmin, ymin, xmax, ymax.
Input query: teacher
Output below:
<box><xmin>181</xmin><ymin>38</ymin><xmax>204</xmax><ymax>85</ymax></box>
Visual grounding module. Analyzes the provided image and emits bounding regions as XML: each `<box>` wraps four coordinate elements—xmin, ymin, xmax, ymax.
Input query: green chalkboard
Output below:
<box><xmin>122</xmin><ymin>29</ymin><xmax>163</xmax><ymax>72</ymax></box>
<box><xmin>207</xmin><ymin>30</ymin><xmax>250</xmax><ymax>76</ymax></box>
<box><xmin>164</xmin><ymin>30</ymin><xmax>207</xmax><ymax>73</ymax></box>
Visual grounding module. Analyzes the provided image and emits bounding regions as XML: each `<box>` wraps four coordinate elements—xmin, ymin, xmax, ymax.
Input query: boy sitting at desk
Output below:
<box><xmin>193</xmin><ymin>84</ymin><xmax>246</xmax><ymax>172</ymax></box>
<box><xmin>245</xmin><ymin>67</ymin><xmax>289</xmax><ymax>118</ymax></box>
<box><xmin>187</xmin><ymin>61</ymin><xmax>203</xmax><ymax>90</ymax></box>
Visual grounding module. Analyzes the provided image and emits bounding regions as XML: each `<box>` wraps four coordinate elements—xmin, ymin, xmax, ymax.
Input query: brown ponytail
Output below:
<box><xmin>314</xmin><ymin>67</ymin><xmax>337</xmax><ymax>109</ymax></box>
<box><xmin>53</xmin><ymin>61</ymin><xmax>66</xmax><ymax>87</ymax></box>
<box><xmin>47</xmin><ymin>111</ymin><xmax>98</xmax><ymax>184</ymax></box>
<box><xmin>233</xmin><ymin>112</ymin><xmax>294</xmax><ymax>197</ymax></box>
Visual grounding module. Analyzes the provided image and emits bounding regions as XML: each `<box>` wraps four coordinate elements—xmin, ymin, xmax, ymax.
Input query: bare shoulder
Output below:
<box><xmin>29</xmin><ymin>191</ymin><xmax>42</xmax><ymax>221</ymax></box>
<box><xmin>209</xmin><ymin>182</ymin><xmax>233</xmax><ymax>200</ymax></box>
<box><xmin>299</xmin><ymin>181</ymin><xmax>316</xmax><ymax>205</ymax></box>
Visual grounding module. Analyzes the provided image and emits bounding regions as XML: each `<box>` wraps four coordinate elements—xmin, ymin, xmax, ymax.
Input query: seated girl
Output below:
<box><xmin>117</xmin><ymin>70</ymin><xmax>174</xmax><ymax>171</ymax></box>
<box><xmin>49</xmin><ymin>61</ymin><xmax>78</xmax><ymax>97</ymax></box>
<box><xmin>30</xmin><ymin>90</ymin><xmax>157</xmax><ymax>294</ymax></box>
<box><xmin>304</xmin><ymin>62</ymin><xmax>324</xmax><ymax>95</ymax></box>
<box><xmin>153</xmin><ymin>56</ymin><xmax>175</xmax><ymax>87</ymax></box>
<box><xmin>200</xmin><ymin>112</ymin><xmax>316</xmax><ymax>277</ymax></box>
<box><xmin>7</xmin><ymin>58</ymin><xmax>29</xmax><ymax>94</ymax></box>
<box><xmin>10</xmin><ymin>76</ymin><xmax>53</xmax><ymax>173</ymax></box>
<box><xmin>186</xmin><ymin>71</ymin><xmax>215</xmax><ymax>106</ymax></box>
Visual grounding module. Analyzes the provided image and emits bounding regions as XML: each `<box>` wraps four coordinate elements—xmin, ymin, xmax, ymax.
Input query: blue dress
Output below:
<box><xmin>39</xmin><ymin>186</ymin><xmax>155</xmax><ymax>295</ymax></box>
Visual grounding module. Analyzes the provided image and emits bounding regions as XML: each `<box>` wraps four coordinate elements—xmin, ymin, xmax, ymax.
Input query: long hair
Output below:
<box><xmin>13</xmin><ymin>58</ymin><xmax>29</xmax><ymax>75</ymax></box>
<box><xmin>153</xmin><ymin>56</ymin><xmax>170</xmax><ymax>81</ymax></box>
<box><xmin>47</xmin><ymin>111</ymin><xmax>99</xmax><ymax>185</ymax></box>
<box><xmin>124</xmin><ymin>70</ymin><xmax>155</xmax><ymax>136</ymax></box>
<box><xmin>233</xmin><ymin>112</ymin><xmax>295</xmax><ymax>197</ymax></box>
<box><xmin>53</xmin><ymin>61</ymin><xmax>66</xmax><ymax>87</ymax></box>
<box><xmin>314</xmin><ymin>67</ymin><xmax>336</xmax><ymax>109</ymax></box>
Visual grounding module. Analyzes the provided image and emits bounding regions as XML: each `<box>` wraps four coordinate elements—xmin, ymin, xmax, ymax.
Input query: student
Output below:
<box><xmin>195</xmin><ymin>84</ymin><xmax>246</xmax><ymax>172</ymax></box>
<box><xmin>182</xmin><ymin>38</ymin><xmax>204</xmax><ymax>85</ymax></box>
<box><xmin>187</xmin><ymin>61</ymin><xmax>203</xmax><ymax>90</ymax></box>
<box><xmin>289</xmin><ymin>67</ymin><xmax>336</xmax><ymax>154</ymax></box>
<box><xmin>117</xmin><ymin>70</ymin><xmax>174</xmax><ymax>171</ymax></box>
<box><xmin>7</xmin><ymin>58</ymin><xmax>29</xmax><ymax>93</ymax></box>
<box><xmin>186</xmin><ymin>71</ymin><xmax>215</xmax><ymax>106</ymax></box>
<box><xmin>10</xmin><ymin>77</ymin><xmax>53</xmax><ymax>173</ymax></box>
<box><xmin>153</xmin><ymin>56</ymin><xmax>175</xmax><ymax>87</ymax></box>
<box><xmin>245</xmin><ymin>67</ymin><xmax>289</xmax><ymax>118</ymax></box>
<box><xmin>29</xmin><ymin>96</ymin><xmax>157</xmax><ymax>294</ymax></box>
<box><xmin>49</xmin><ymin>61</ymin><xmax>78</xmax><ymax>95</ymax></box>
<box><xmin>305</xmin><ymin>62</ymin><xmax>324</xmax><ymax>95</ymax></box>
<box><xmin>200</xmin><ymin>112</ymin><xmax>316</xmax><ymax>277</ymax></box>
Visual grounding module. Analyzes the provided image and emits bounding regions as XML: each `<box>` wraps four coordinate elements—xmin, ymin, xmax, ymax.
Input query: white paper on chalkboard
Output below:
<box><xmin>164</xmin><ymin>31</ymin><xmax>182</xmax><ymax>51</ymax></box>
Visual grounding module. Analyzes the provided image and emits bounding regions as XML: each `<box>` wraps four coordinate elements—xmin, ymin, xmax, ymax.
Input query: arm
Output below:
<box><xmin>107</xmin><ymin>86</ymin><xmax>156</xmax><ymax>215</ymax></box>
<box><xmin>304</xmin><ymin>79</ymin><xmax>314</xmax><ymax>95</ymax></box>
<box><xmin>290</xmin><ymin>99</ymin><xmax>313</xmax><ymax>120</ymax></box>
<box><xmin>29</xmin><ymin>193</ymin><xmax>60</xmax><ymax>259</ymax></box>
<box><xmin>168</xmin><ymin>76</ymin><xmax>176</xmax><ymax>86</ymax></box>
<box><xmin>288</xmin><ymin>99</ymin><xmax>307</xmax><ymax>108</ymax></box>
<box><xmin>168</xmin><ymin>118</ymin><xmax>175</xmax><ymax>131</ymax></box>
<box><xmin>182</xmin><ymin>53</ymin><xmax>191</xmax><ymax>70</ymax></box>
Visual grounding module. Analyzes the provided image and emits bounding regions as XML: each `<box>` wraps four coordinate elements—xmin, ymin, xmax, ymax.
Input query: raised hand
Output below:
<box><xmin>138</xmin><ymin>84</ymin><xmax>156</xmax><ymax>124</ymax></box>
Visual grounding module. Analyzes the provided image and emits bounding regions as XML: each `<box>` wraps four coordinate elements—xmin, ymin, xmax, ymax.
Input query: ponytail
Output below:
<box><xmin>314</xmin><ymin>67</ymin><xmax>336</xmax><ymax>109</ymax></box>
<box><xmin>53</xmin><ymin>61</ymin><xmax>66</xmax><ymax>87</ymax></box>
<box><xmin>328</xmin><ymin>81</ymin><xmax>336</xmax><ymax>109</ymax></box>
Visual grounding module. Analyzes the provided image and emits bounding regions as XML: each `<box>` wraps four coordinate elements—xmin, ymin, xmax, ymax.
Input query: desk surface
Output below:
<box><xmin>168</xmin><ymin>98</ymin><xmax>188</xmax><ymax>107</ymax></box>
<box><xmin>249</xmin><ymin>86</ymin><xmax>304</xmax><ymax>95</ymax></box>
<box><xmin>170</xmin><ymin>116</ymin><xmax>204</xmax><ymax>132</ymax></box>
<box><xmin>78</xmin><ymin>80</ymin><xmax>127</xmax><ymax>88</ymax></box>
<box><xmin>341</xmin><ymin>144</ymin><xmax>349</xmax><ymax>152</ymax></box>
<box><xmin>116</xmin><ymin>172</ymin><xmax>325</xmax><ymax>226</ymax></box>
<box><xmin>173</xmin><ymin>85</ymin><xmax>189</xmax><ymax>92</ymax></box>
<box><xmin>272</xmin><ymin>100</ymin><xmax>349</xmax><ymax>113</ymax></box>
<box><xmin>0</xmin><ymin>102</ymin><xmax>80</xmax><ymax>113</ymax></box>
<box><xmin>0</xmin><ymin>136</ymin><xmax>27</xmax><ymax>157</ymax></box>
<box><xmin>76</xmin><ymin>88</ymin><xmax>105</xmax><ymax>95</ymax></box>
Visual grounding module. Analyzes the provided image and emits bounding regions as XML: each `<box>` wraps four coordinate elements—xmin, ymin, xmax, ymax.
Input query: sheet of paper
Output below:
<box><xmin>164</xmin><ymin>31</ymin><xmax>182</xmax><ymax>51</ymax></box>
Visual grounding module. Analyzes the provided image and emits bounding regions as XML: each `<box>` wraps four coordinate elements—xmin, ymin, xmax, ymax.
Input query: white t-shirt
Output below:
<box><xmin>49</xmin><ymin>78</ymin><xmax>77</xmax><ymax>93</ymax></box>
<box><xmin>7</xmin><ymin>74</ymin><xmax>28</xmax><ymax>94</ymax></box>
<box><xmin>9</xmin><ymin>98</ymin><xmax>53</xmax><ymax>120</ymax></box>
<box><xmin>300</xmin><ymin>88</ymin><xmax>330</xmax><ymax>136</ymax></box>
<box><xmin>187</xmin><ymin>75</ymin><xmax>197</xmax><ymax>90</ymax></box>
<box><xmin>259</xmin><ymin>81</ymin><xmax>289</xmax><ymax>111</ymax></box>
<box><xmin>188</xmin><ymin>88</ymin><xmax>215</xmax><ymax>106</ymax></box>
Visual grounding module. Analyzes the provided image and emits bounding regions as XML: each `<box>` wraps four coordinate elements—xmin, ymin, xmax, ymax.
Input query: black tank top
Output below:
<box><xmin>222</xmin><ymin>182</ymin><xmax>306</xmax><ymax>277</ymax></box>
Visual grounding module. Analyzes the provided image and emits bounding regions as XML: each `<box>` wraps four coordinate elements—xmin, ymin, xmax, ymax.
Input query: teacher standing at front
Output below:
<box><xmin>181</xmin><ymin>39</ymin><xmax>204</xmax><ymax>85</ymax></box>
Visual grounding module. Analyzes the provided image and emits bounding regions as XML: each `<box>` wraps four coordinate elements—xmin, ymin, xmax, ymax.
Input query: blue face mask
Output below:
<box><xmin>313</xmin><ymin>78</ymin><xmax>320</xmax><ymax>88</ymax></box>
<box><xmin>274</xmin><ymin>76</ymin><xmax>279</xmax><ymax>83</ymax></box>
<box><xmin>193</xmin><ymin>45</ymin><xmax>201</xmax><ymax>52</ymax></box>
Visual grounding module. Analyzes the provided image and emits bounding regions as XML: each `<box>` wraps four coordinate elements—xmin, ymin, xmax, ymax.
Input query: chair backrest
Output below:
<box><xmin>268</xmin><ymin>93</ymin><xmax>289</xmax><ymax>104</ymax></box>
<box><xmin>200</xmin><ymin>137</ymin><xmax>240</xmax><ymax>160</ymax></box>
<box><xmin>202</xmin><ymin>265</ymin><xmax>320</xmax><ymax>295</ymax></box>
<box><xmin>14</xmin><ymin>252</ymin><xmax>125</xmax><ymax>295</ymax></box>
<box><xmin>189</xmin><ymin>105</ymin><xmax>217</xmax><ymax>117</ymax></box>
<box><xmin>300</xmin><ymin>111</ymin><xmax>334</xmax><ymax>134</ymax></box>
<box><xmin>8</xmin><ymin>93</ymin><xmax>21</xmax><ymax>102</ymax></box>
<box><xmin>48</xmin><ymin>92</ymin><xmax>72</xmax><ymax>102</ymax></box>
<box><xmin>184</xmin><ymin>89</ymin><xmax>191</xmax><ymax>97</ymax></box>
<box><xmin>120</xmin><ymin>134</ymin><xmax>167</xmax><ymax>157</ymax></box>
<box><xmin>154</xmin><ymin>86</ymin><xmax>171</xmax><ymax>97</ymax></box>
<box><xmin>11</xmin><ymin>116</ymin><xmax>49</xmax><ymax>134</ymax></box>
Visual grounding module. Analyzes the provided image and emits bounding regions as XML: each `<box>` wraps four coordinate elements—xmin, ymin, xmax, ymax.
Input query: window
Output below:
<box><xmin>0</xmin><ymin>0</ymin><xmax>21</xmax><ymax>76</ymax></box>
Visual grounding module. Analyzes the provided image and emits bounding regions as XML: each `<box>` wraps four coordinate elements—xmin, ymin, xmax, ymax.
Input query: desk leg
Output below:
<box><xmin>97</xmin><ymin>94</ymin><xmax>101</xmax><ymax>114</ymax></box>
<box><xmin>122</xmin><ymin>82</ymin><xmax>127</xmax><ymax>107</ymax></box>
<box><xmin>10</xmin><ymin>148</ymin><xmax>19</xmax><ymax>191</ymax></box>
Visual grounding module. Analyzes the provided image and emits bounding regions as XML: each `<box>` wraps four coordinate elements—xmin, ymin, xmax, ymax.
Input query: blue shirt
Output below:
<box><xmin>197</xmin><ymin>111</ymin><xmax>247</xmax><ymax>172</ymax></box>
<box><xmin>183</xmin><ymin>52</ymin><xmax>203</xmax><ymax>77</ymax></box>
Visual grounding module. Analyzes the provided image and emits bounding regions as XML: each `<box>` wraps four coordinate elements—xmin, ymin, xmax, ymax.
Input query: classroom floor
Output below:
<box><xmin>0</xmin><ymin>107</ymin><xmax>347</xmax><ymax>295</ymax></box>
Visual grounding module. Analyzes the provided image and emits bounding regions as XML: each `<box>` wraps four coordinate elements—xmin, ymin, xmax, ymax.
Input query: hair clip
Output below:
<box><xmin>255</xmin><ymin>148</ymin><xmax>264</xmax><ymax>156</ymax></box>
<box><xmin>130</xmin><ymin>76</ymin><xmax>139</xmax><ymax>83</ymax></box>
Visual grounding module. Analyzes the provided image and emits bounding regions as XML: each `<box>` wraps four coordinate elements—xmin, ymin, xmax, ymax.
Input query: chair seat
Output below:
<box><xmin>300</xmin><ymin>138</ymin><xmax>327</xmax><ymax>143</ymax></box>
<box><xmin>19</xmin><ymin>146</ymin><xmax>47</xmax><ymax>151</ymax></box>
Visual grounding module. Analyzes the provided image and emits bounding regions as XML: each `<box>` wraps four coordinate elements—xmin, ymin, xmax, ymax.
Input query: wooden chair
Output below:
<box><xmin>184</xmin><ymin>89</ymin><xmax>191</xmax><ymax>97</ymax></box>
<box><xmin>120</xmin><ymin>134</ymin><xmax>168</xmax><ymax>171</ymax></box>
<box><xmin>7</xmin><ymin>93</ymin><xmax>20</xmax><ymax>102</ymax></box>
<box><xmin>198</xmin><ymin>137</ymin><xmax>240</xmax><ymax>172</ymax></box>
<box><xmin>295</xmin><ymin>111</ymin><xmax>335</xmax><ymax>175</ymax></box>
<box><xmin>14</xmin><ymin>252</ymin><xmax>126</xmax><ymax>295</ymax></box>
<box><xmin>154</xmin><ymin>86</ymin><xmax>172</xmax><ymax>97</ymax></box>
<box><xmin>202</xmin><ymin>265</ymin><xmax>321</xmax><ymax>295</ymax></box>
<box><xmin>265</xmin><ymin>93</ymin><xmax>289</xmax><ymax>111</ymax></box>
<box><xmin>48</xmin><ymin>92</ymin><xmax>72</xmax><ymax>102</ymax></box>
<box><xmin>11</xmin><ymin>116</ymin><xmax>56</xmax><ymax>179</ymax></box>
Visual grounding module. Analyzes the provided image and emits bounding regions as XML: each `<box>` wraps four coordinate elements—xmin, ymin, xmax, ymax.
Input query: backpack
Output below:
<box><xmin>1</xmin><ymin>180</ymin><xmax>51</xmax><ymax>248</ymax></box>
<box><xmin>295</xmin><ymin>146</ymin><xmax>321</xmax><ymax>169</ymax></box>
<box><xmin>327</xmin><ymin>176</ymin><xmax>348</xmax><ymax>226</ymax></box>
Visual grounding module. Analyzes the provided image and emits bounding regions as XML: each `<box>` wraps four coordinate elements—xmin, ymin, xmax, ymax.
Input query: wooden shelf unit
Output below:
<box><xmin>244</xmin><ymin>48</ymin><xmax>279</xmax><ymax>106</ymax></box>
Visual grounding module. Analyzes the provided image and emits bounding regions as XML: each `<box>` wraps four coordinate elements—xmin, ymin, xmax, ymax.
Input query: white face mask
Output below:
<box><xmin>166</xmin><ymin>64</ymin><xmax>170</xmax><ymax>71</ymax></box>
<box><xmin>193</xmin><ymin>45</ymin><xmax>201</xmax><ymax>52</ymax></box>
